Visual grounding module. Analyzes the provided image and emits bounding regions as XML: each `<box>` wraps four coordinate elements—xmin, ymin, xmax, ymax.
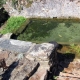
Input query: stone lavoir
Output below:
<box><xmin>0</xmin><ymin>0</ymin><xmax>80</xmax><ymax>79</ymax></box>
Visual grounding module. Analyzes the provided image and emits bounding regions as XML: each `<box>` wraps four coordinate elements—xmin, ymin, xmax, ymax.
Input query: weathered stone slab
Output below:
<box><xmin>26</xmin><ymin>43</ymin><xmax>54</xmax><ymax>61</ymax></box>
<box><xmin>9</xmin><ymin>58</ymin><xmax>38</xmax><ymax>80</ymax></box>
<box><xmin>0</xmin><ymin>38</ymin><xmax>33</xmax><ymax>53</ymax></box>
<box><xmin>29</xmin><ymin>60</ymin><xmax>49</xmax><ymax>80</ymax></box>
<box><xmin>25</xmin><ymin>43</ymin><xmax>55</xmax><ymax>80</ymax></box>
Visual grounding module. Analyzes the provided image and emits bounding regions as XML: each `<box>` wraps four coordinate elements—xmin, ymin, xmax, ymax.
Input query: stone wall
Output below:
<box><xmin>0</xmin><ymin>38</ymin><xmax>64</xmax><ymax>80</ymax></box>
<box><xmin>0</xmin><ymin>38</ymin><xmax>80</xmax><ymax>80</ymax></box>
<box><xmin>0</xmin><ymin>38</ymin><xmax>55</xmax><ymax>80</ymax></box>
<box><xmin>3</xmin><ymin>0</ymin><xmax>80</xmax><ymax>18</ymax></box>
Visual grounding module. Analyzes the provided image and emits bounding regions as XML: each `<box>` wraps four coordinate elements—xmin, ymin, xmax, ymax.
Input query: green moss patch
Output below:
<box><xmin>0</xmin><ymin>16</ymin><xmax>29</xmax><ymax>34</ymax></box>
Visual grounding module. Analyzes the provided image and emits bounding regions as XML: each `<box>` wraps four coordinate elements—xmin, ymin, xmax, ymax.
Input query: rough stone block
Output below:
<box><xmin>26</xmin><ymin>43</ymin><xmax>54</xmax><ymax>61</ymax></box>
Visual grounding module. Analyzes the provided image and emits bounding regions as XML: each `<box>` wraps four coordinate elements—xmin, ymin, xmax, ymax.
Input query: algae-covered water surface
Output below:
<box><xmin>17</xmin><ymin>18</ymin><xmax>80</xmax><ymax>44</ymax></box>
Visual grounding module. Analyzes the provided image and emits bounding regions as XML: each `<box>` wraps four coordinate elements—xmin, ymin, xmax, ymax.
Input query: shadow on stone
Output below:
<box><xmin>23</xmin><ymin>63</ymin><xmax>40</xmax><ymax>80</ymax></box>
<box><xmin>2</xmin><ymin>60</ymin><xmax>19</xmax><ymax>80</ymax></box>
<box><xmin>45</xmin><ymin>42</ymin><xmax>75</xmax><ymax>80</ymax></box>
<box><xmin>0</xmin><ymin>7</ymin><xmax>10</xmax><ymax>27</ymax></box>
<box><xmin>10</xmin><ymin>33</ymin><xmax>18</xmax><ymax>39</ymax></box>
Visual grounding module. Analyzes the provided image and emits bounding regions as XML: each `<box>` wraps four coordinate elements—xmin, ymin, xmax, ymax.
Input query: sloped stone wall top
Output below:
<box><xmin>0</xmin><ymin>38</ymin><xmax>33</xmax><ymax>53</ymax></box>
<box><xmin>29</xmin><ymin>43</ymin><xmax>54</xmax><ymax>56</ymax></box>
<box><xmin>0</xmin><ymin>38</ymin><xmax>54</xmax><ymax>57</ymax></box>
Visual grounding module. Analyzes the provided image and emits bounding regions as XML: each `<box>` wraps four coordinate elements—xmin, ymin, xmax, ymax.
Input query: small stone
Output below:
<box><xmin>0</xmin><ymin>50</ymin><xmax>10</xmax><ymax>60</ymax></box>
<box><xmin>2</xmin><ymin>33</ymin><xmax>12</xmax><ymax>39</ymax></box>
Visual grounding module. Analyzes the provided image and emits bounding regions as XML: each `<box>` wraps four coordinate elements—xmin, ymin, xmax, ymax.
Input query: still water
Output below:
<box><xmin>17</xmin><ymin>18</ymin><xmax>80</xmax><ymax>44</ymax></box>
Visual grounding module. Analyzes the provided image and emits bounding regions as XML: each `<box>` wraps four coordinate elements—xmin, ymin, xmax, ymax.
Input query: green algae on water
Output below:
<box><xmin>17</xmin><ymin>18</ymin><xmax>80</xmax><ymax>44</ymax></box>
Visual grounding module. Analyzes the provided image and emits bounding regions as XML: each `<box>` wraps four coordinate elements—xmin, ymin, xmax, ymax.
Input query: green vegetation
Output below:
<box><xmin>69</xmin><ymin>44</ymin><xmax>80</xmax><ymax>57</ymax></box>
<box><xmin>0</xmin><ymin>0</ymin><xmax>5</xmax><ymax>7</ymax></box>
<box><xmin>61</xmin><ymin>44</ymin><xmax>80</xmax><ymax>58</ymax></box>
<box><xmin>0</xmin><ymin>16</ymin><xmax>29</xmax><ymax>35</ymax></box>
<box><xmin>17</xmin><ymin>18</ymin><xmax>80</xmax><ymax>43</ymax></box>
